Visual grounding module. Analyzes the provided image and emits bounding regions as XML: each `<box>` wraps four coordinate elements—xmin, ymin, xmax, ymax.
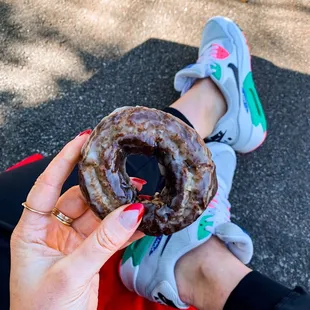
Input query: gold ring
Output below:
<box><xmin>51</xmin><ymin>208</ymin><xmax>74</xmax><ymax>226</ymax></box>
<box><xmin>22</xmin><ymin>202</ymin><xmax>50</xmax><ymax>215</ymax></box>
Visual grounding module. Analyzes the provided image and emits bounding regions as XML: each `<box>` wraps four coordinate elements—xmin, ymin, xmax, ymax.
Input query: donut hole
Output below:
<box><xmin>120</xmin><ymin>139</ymin><xmax>175</xmax><ymax>202</ymax></box>
<box><xmin>126</xmin><ymin>154</ymin><xmax>164</xmax><ymax>196</ymax></box>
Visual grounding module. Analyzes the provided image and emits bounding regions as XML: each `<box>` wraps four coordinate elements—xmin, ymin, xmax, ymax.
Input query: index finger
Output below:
<box><xmin>24</xmin><ymin>133</ymin><xmax>90</xmax><ymax>218</ymax></box>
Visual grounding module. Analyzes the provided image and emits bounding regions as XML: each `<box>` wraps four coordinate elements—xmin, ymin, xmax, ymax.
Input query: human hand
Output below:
<box><xmin>10</xmin><ymin>133</ymin><xmax>145</xmax><ymax>310</ymax></box>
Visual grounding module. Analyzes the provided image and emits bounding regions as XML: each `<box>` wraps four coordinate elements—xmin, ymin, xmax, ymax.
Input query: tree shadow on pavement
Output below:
<box><xmin>0</xmin><ymin>2</ymin><xmax>25</xmax><ymax>66</ymax></box>
<box><xmin>1</xmin><ymin>38</ymin><xmax>310</xmax><ymax>291</ymax></box>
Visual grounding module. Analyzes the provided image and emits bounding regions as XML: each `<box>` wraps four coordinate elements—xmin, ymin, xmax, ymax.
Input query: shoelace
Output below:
<box><xmin>198</xmin><ymin>43</ymin><xmax>229</xmax><ymax>64</ymax></box>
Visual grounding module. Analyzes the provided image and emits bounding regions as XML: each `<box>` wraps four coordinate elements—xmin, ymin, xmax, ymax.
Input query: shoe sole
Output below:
<box><xmin>119</xmin><ymin>257</ymin><xmax>140</xmax><ymax>294</ymax></box>
<box><xmin>206</xmin><ymin>17</ymin><xmax>267</xmax><ymax>153</ymax></box>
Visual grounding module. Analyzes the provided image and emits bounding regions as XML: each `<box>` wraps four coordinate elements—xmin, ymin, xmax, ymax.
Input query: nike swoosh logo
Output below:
<box><xmin>160</xmin><ymin>235</ymin><xmax>172</xmax><ymax>256</ymax></box>
<box><xmin>228</xmin><ymin>63</ymin><xmax>240</xmax><ymax>95</ymax></box>
<box><xmin>209</xmin><ymin>130</ymin><xmax>227</xmax><ymax>142</ymax></box>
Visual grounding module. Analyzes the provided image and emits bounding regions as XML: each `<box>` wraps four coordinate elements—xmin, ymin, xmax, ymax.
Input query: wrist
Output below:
<box><xmin>175</xmin><ymin>236</ymin><xmax>251</xmax><ymax>310</ymax></box>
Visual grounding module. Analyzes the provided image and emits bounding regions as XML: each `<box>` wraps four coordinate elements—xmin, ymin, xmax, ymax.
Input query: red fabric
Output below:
<box><xmin>6</xmin><ymin>153</ymin><xmax>44</xmax><ymax>171</ymax></box>
<box><xmin>98</xmin><ymin>250</ymin><xmax>196</xmax><ymax>310</ymax></box>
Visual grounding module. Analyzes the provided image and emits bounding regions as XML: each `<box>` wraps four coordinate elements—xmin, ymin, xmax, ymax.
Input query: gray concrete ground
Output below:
<box><xmin>1</xmin><ymin>0</ymin><xmax>310</xmax><ymax>293</ymax></box>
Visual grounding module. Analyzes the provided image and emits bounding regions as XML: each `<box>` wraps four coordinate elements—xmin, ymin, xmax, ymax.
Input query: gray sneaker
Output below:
<box><xmin>120</xmin><ymin>143</ymin><xmax>253</xmax><ymax>308</ymax></box>
<box><xmin>175</xmin><ymin>16</ymin><xmax>267</xmax><ymax>153</ymax></box>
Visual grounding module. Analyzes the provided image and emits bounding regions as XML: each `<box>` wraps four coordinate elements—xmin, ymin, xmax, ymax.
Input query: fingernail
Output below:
<box><xmin>119</xmin><ymin>203</ymin><xmax>144</xmax><ymax>230</ymax></box>
<box><xmin>131</xmin><ymin>177</ymin><xmax>147</xmax><ymax>185</ymax></box>
<box><xmin>138</xmin><ymin>195</ymin><xmax>153</xmax><ymax>201</ymax></box>
<box><xmin>76</xmin><ymin>129</ymin><xmax>92</xmax><ymax>137</ymax></box>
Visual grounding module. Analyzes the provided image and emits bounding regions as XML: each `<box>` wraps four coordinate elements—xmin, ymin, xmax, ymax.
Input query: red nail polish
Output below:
<box><xmin>123</xmin><ymin>203</ymin><xmax>145</xmax><ymax>222</ymax></box>
<box><xmin>131</xmin><ymin>177</ymin><xmax>147</xmax><ymax>185</ymax></box>
<box><xmin>78</xmin><ymin>129</ymin><xmax>92</xmax><ymax>136</ymax></box>
<box><xmin>138</xmin><ymin>195</ymin><xmax>153</xmax><ymax>201</ymax></box>
<box><xmin>119</xmin><ymin>203</ymin><xmax>144</xmax><ymax>230</ymax></box>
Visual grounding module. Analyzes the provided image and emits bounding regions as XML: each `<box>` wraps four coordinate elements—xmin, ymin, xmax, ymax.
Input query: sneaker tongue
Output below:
<box><xmin>214</xmin><ymin>222</ymin><xmax>253</xmax><ymax>264</ymax></box>
<box><xmin>174</xmin><ymin>63</ymin><xmax>213</xmax><ymax>95</ymax></box>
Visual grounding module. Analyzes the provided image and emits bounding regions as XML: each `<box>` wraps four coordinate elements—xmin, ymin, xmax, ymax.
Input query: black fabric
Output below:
<box><xmin>163</xmin><ymin>107</ymin><xmax>194</xmax><ymax>129</ymax></box>
<box><xmin>164</xmin><ymin>107</ymin><xmax>209</xmax><ymax>143</ymax></box>
<box><xmin>224</xmin><ymin>271</ymin><xmax>310</xmax><ymax>310</ymax></box>
<box><xmin>275</xmin><ymin>287</ymin><xmax>310</xmax><ymax>310</ymax></box>
<box><xmin>0</xmin><ymin>221</ymin><xmax>11</xmax><ymax>310</ymax></box>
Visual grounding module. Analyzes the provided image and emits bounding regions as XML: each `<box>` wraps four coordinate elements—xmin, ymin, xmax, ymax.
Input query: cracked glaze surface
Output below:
<box><xmin>79</xmin><ymin>106</ymin><xmax>217</xmax><ymax>235</ymax></box>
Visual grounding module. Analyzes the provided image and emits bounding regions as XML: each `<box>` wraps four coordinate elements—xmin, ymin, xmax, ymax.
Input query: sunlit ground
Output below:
<box><xmin>0</xmin><ymin>0</ymin><xmax>308</xmax><ymax>117</ymax></box>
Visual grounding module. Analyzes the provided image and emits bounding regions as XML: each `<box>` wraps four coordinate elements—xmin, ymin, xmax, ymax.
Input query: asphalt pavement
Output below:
<box><xmin>0</xmin><ymin>0</ymin><xmax>310</xmax><ymax>292</ymax></box>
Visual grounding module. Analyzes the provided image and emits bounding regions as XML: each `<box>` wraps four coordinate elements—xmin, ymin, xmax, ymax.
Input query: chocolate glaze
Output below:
<box><xmin>79</xmin><ymin>106</ymin><xmax>217</xmax><ymax>236</ymax></box>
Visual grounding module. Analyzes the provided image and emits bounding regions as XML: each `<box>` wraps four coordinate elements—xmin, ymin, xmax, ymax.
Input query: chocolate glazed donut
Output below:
<box><xmin>79</xmin><ymin>106</ymin><xmax>217</xmax><ymax>236</ymax></box>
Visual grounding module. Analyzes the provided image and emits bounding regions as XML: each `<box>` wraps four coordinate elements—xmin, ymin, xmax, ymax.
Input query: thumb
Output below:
<box><xmin>61</xmin><ymin>203</ymin><xmax>144</xmax><ymax>281</ymax></box>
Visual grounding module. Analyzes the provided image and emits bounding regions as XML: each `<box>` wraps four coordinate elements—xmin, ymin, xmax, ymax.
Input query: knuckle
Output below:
<box><xmin>59</xmin><ymin>153</ymin><xmax>74</xmax><ymax>166</ymax></box>
<box><xmin>35</xmin><ymin>172</ymin><xmax>61</xmax><ymax>191</ymax></box>
<box><xmin>61</xmin><ymin>142</ymin><xmax>79</xmax><ymax>162</ymax></box>
<box><xmin>71</xmin><ymin>185</ymin><xmax>85</xmax><ymax>201</ymax></box>
<box><xmin>96</xmin><ymin>226</ymin><xmax>120</xmax><ymax>253</ymax></box>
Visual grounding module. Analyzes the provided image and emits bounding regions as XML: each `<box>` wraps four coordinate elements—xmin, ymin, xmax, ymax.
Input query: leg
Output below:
<box><xmin>175</xmin><ymin>236</ymin><xmax>302</xmax><ymax>310</ymax></box>
<box><xmin>168</xmin><ymin>78</ymin><xmax>226</xmax><ymax>139</ymax></box>
<box><xmin>120</xmin><ymin>16</ymin><xmax>267</xmax><ymax>308</ymax></box>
